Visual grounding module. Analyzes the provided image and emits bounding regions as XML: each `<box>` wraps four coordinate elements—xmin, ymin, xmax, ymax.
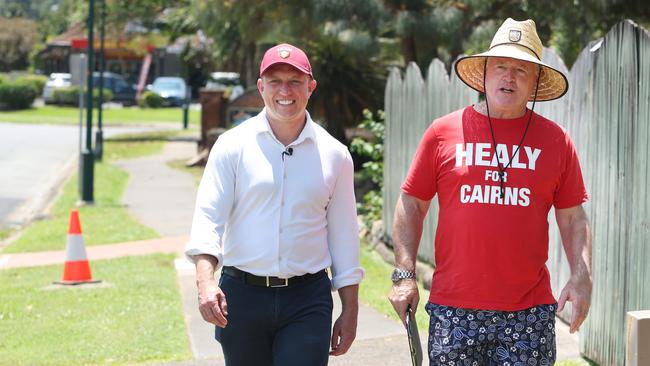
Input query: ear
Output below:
<box><xmin>307</xmin><ymin>79</ymin><xmax>317</xmax><ymax>96</ymax></box>
<box><xmin>256</xmin><ymin>78</ymin><xmax>263</xmax><ymax>94</ymax></box>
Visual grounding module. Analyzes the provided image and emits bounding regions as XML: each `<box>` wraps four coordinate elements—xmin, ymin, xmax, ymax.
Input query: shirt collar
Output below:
<box><xmin>255</xmin><ymin>107</ymin><xmax>317</xmax><ymax>145</ymax></box>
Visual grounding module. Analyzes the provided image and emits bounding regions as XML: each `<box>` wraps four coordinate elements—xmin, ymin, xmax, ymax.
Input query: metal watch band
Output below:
<box><xmin>392</xmin><ymin>268</ymin><xmax>416</xmax><ymax>282</ymax></box>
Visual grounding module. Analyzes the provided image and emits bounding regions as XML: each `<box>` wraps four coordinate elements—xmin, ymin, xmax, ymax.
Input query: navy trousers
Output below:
<box><xmin>215</xmin><ymin>270</ymin><xmax>333</xmax><ymax>366</ymax></box>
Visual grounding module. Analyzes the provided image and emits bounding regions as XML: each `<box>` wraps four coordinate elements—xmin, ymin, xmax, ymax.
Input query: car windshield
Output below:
<box><xmin>153</xmin><ymin>81</ymin><xmax>182</xmax><ymax>90</ymax></box>
<box><xmin>50</xmin><ymin>74</ymin><xmax>70</xmax><ymax>82</ymax></box>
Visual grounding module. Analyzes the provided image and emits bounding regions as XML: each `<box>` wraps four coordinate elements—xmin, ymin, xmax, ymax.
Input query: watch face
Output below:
<box><xmin>391</xmin><ymin>269</ymin><xmax>403</xmax><ymax>282</ymax></box>
<box><xmin>392</xmin><ymin>269</ymin><xmax>413</xmax><ymax>283</ymax></box>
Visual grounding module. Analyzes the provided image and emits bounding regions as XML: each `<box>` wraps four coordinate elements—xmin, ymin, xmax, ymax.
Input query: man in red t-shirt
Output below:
<box><xmin>388</xmin><ymin>18</ymin><xmax>592</xmax><ymax>365</ymax></box>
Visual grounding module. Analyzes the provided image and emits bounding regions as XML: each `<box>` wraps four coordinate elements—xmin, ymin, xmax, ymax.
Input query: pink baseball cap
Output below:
<box><xmin>259</xmin><ymin>43</ymin><xmax>313</xmax><ymax>77</ymax></box>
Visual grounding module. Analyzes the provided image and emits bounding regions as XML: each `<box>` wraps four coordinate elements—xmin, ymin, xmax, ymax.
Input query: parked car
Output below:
<box><xmin>92</xmin><ymin>72</ymin><xmax>136</xmax><ymax>106</ymax></box>
<box><xmin>43</xmin><ymin>72</ymin><xmax>136</xmax><ymax>106</ymax></box>
<box><xmin>206</xmin><ymin>72</ymin><xmax>244</xmax><ymax>101</ymax></box>
<box><xmin>42</xmin><ymin>73</ymin><xmax>71</xmax><ymax>104</ymax></box>
<box><xmin>147</xmin><ymin>76</ymin><xmax>188</xmax><ymax>107</ymax></box>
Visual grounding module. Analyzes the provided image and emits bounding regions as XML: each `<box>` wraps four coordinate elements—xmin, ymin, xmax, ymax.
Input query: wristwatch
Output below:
<box><xmin>391</xmin><ymin>268</ymin><xmax>416</xmax><ymax>283</ymax></box>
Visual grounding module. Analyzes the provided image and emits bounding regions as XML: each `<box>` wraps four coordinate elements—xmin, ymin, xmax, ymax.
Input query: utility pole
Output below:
<box><xmin>182</xmin><ymin>81</ymin><xmax>189</xmax><ymax>129</ymax></box>
<box><xmin>81</xmin><ymin>0</ymin><xmax>95</xmax><ymax>203</ymax></box>
<box><xmin>95</xmin><ymin>0</ymin><xmax>106</xmax><ymax>161</ymax></box>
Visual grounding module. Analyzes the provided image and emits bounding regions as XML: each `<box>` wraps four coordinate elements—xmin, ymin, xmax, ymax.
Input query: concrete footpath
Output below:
<box><xmin>0</xmin><ymin>140</ymin><xmax>581</xmax><ymax>365</ymax></box>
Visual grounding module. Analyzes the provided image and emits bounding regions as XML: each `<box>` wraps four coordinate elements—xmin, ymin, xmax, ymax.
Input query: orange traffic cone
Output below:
<box><xmin>54</xmin><ymin>209</ymin><xmax>100</xmax><ymax>285</ymax></box>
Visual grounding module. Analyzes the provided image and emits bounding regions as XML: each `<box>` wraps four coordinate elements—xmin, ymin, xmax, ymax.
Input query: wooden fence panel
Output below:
<box><xmin>578</xmin><ymin>20</ymin><xmax>650</xmax><ymax>366</ymax></box>
<box><xmin>383</xmin><ymin>67</ymin><xmax>403</xmax><ymax>233</ymax></box>
<box><xmin>534</xmin><ymin>48</ymin><xmax>574</xmax><ymax>322</ymax></box>
<box><xmin>382</xmin><ymin>60</ymin><xmax>477</xmax><ymax>262</ymax></box>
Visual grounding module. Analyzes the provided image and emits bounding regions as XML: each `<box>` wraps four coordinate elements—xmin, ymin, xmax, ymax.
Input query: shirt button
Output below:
<box><xmin>279</xmin><ymin>228</ymin><xmax>283</xmax><ymax>233</ymax></box>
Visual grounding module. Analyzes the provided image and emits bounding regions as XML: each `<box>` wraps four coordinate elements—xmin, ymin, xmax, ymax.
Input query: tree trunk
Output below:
<box><xmin>323</xmin><ymin>94</ymin><xmax>348</xmax><ymax>145</ymax></box>
<box><xmin>402</xmin><ymin>35</ymin><xmax>417</xmax><ymax>64</ymax></box>
<box><xmin>243</xmin><ymin>42</ymin><xmax>257</xmax><ymax>87</ymax></box>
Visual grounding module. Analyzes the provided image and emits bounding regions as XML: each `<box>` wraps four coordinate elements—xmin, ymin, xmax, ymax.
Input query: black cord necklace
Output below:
<box><xmin>483</xmin><ymin>61</ymin><xmax>542</xmax><ymax>199</ymax></box>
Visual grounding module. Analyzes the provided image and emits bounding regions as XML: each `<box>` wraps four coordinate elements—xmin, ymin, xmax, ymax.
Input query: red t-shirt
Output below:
<box><xmin>401</xmin><ymin>106</ymin><xmax>589</xmax><ymax>311</ymax></box>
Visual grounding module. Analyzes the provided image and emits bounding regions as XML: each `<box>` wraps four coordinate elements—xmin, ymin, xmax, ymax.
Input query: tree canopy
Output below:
<box><xmin>3</xmin><ymin>0</ymin><xmax>648</xmax><ymax>141</ymax></box>
<box><xmin>0</xmin><ymin>17</ymin><xmax>38</xmax><ymax>72</ymax></box>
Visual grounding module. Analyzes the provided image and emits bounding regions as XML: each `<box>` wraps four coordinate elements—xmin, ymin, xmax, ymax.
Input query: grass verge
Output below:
<box><xmin>0</xmin><ymin>228</ymin><xmax>13</xmax><ymax>242</ymax></box>
<box><xmin>0</xmin><ymin>105</ymin><xmax>200</xmax><ymax>126</ymax></box>
<box><xmin>4</xmin><ymin>163</ymin><xmax>158</xmax><ymax>253</ymax></box>
<box><xmin>0</xmin><ymin>254</ymin><xmax>191</xmax><ymax>366</ymax></box>
<box><xmin>1</xmin><ymin>131</ymin><xmax>192</xmax><ymax>364</ymax></box>
<box><xmin>104</xmin><ymin>130</ymin><xmax>193</xmax><ymax>161</ymax></box>
<box><xmin>1</xmin><ymin>131</ymin><xmax>182</xmax><ymax>253</ymax></box>
<box><xmin>167</xmin><ymin>159</ymin><xmax>204</xmax><ymax>186</ymax></box>
<box><xmin>556</xmin><ymin>359</ymin><xmax>597</xmax><ymax>366</ymax></box>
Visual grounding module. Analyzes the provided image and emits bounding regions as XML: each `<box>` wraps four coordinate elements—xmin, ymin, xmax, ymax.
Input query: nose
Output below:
<box><xmin>279</xmin><ymin>81</ymin><xmax>291</xmax><ymax>94</ymax></box>
<box><xmin>503</xmin><ymin>68</ymin><xmax>516</xmax><ymax>82</ymax></box>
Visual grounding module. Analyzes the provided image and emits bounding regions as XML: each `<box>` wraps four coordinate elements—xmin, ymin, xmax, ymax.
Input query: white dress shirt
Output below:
<box><xmin>185</xmin><ymin>109</ymin><xmax>364</xmax><ymax>290</ymax></box>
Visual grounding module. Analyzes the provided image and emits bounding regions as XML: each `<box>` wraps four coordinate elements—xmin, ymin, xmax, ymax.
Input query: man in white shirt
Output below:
<box><xmin>185</xmin><ymin>43</ymin><xmax>364</xmax><ymax>366</ymax></box>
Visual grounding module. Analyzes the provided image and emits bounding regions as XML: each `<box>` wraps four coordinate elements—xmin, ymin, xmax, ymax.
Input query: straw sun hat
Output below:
<box><xmin>454</xmin><ymin>18</ymin><xmax>568</xmax><ymax>101</ymax></box>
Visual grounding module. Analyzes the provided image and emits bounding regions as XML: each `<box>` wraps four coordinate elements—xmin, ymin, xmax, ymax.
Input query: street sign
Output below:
<box><xmin>70</xmin><ymin>53</ymin><xmax>87</xmax><ymax>87</ymax></box>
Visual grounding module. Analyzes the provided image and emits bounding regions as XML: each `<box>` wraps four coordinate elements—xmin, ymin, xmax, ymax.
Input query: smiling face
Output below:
<box><xmin>484</xmin><ymin>57</ymin><xmax>539</xmax><ymax>119</ymax></box>
<box><xmin>257</xmin><ymin>64</ymin><xmax>317</xmax><ymax>127</ymax></box>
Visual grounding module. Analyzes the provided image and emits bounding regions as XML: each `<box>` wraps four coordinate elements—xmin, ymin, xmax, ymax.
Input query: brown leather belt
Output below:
<box><xmin>222</xmin><ymin>266</ymin><xmax>326</xmax><ymax>288</ymax></box>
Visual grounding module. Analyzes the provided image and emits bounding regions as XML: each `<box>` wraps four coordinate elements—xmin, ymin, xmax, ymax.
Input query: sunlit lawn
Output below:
<box><xmin>0</xmin><ymin>105</ymin><xmax>200</xmax><ymax>126</ymax></box>
<box><xmin>1</xmin><ymin>130</ymin><xmax>192</xmax><ymax>253</ymax></box>
<box><xmin>167</xmin><ymin>159</ymin><xmax>204</xmax><ymax>186</ymax></box>
<box><xmin>0</xmin><ymin>130</ymin><xmax>196</xmax><ymax>365</ymax></box>
<box><xmin>557</xmin><ymin>359</ymin><xmax>598</xmax><ymax>366</ymax></box>
<box><xmin>0</xmin><ymin>228</ymin><xmax>13</xmax><ymax>241</ymax></box>
<box><xmin>0</xmin><ymin>254</ymin><xmax>191</xmax><ymax>365</ymax></box>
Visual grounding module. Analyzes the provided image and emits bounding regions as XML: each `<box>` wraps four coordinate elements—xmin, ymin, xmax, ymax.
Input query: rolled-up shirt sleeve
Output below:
<box><xmin>326</xmin><ymin>149</ymin><xmax>364</xmax><ymax>290</ymax></box>
<box><xmin>184</xmin><ymin>135</ymin><xmax>235</xmax><ymax>268</ymax></box>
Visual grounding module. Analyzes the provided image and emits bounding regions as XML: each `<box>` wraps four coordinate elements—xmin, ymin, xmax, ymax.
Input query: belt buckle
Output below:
<box><xmin>266</xmin><ymin>276</ymin><xmax>289</xmax><ymax>288</ymax></box>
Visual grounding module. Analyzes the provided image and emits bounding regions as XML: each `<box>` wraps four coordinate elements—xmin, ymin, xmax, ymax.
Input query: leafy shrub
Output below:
<box><xmin>51</xmin><ymin>87</ymin><xmax>79</xmax><ymax>105</ymax></box>
<box><xmin>51</xmin><ymin>87</ymin><xmax>71</xmax><ymax>105</ymax></box>
<box><xmin>350</xmin><ymin>109</ymin><xmax>385</xmax><ymax>229</ymax></box>
<box><xmin>139</xmin><ymin>91</ymin><xmax>164</xmax><ymax>108</ymax></box>
<box><xmin>52</xmin><ymin>86</ymin><xmax>112</xmax><ymax>106</ymax></box>
<box><xmin>0</xmin><ymin>82</ymin><xmax>37</xmax><ymax>110</ymax></box>
<box><xmin>15</xmin><ymin>74</ymin><xmax>48</xmax><ymax>95</ymax></box>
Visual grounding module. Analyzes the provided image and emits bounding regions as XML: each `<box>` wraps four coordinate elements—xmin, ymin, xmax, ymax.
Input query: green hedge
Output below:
<box><xmin>51</xmin><ymin>86</ymin><xmax>113</xmax><ymax>106</ymax></box>
<box><xmin>0</xmin><ymin>82</ymin><xmax>37</xmax><ymax>110</ymax></box>
<box><xmin>15</xmin><ymin>74</ymin><xmax>48</xmax><ymax>95</ymax></box>
<box><xmin>138</xmin><ymin>91</ymin><xmax>164</xmax><ymax>108</ymax></box>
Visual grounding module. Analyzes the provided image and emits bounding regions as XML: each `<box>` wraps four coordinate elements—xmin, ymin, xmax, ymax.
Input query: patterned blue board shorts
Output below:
<box><xmin>425</xmin><ymin>302</ymin><xmax>557</xmax><ymax>366</ymax></box>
